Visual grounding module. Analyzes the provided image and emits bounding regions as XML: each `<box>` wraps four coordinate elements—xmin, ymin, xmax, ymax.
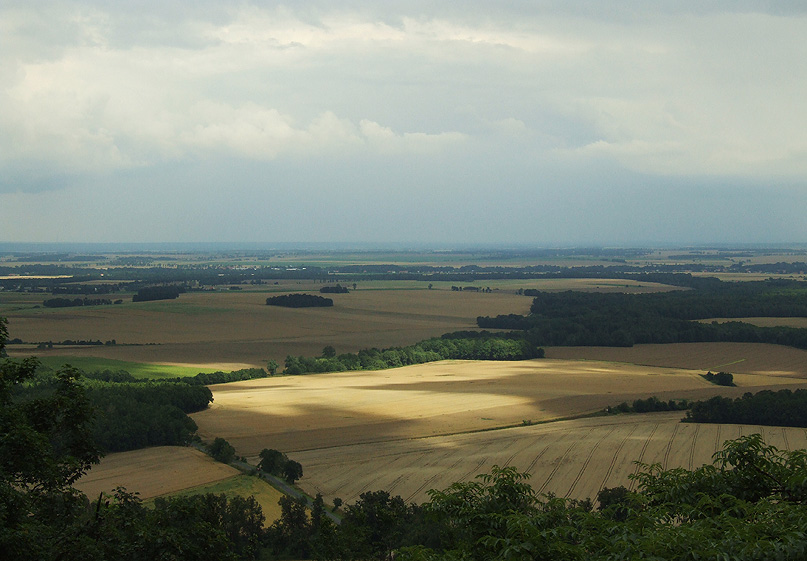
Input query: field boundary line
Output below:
<box><xmin>662</xmin><ymin>424</ymin><xmax>680</xmax><ymax>470</ymax></box>
<box><xmin>567</xmin><ymin>427</ymin><xmax>614</xmax><ymax>498</ymax></box>
<box><xmin>537</xmin><ymin>428</ymin><xmax>592</xmax><ymax>495</ymax></box>
<box><xmin>688</xmin><ymin>424</ymin><xmax>700</xmax><ymax>470</ymax></box>
<box><xmin>630</xmin><ymin>423</ymin><xmax>659</xmax><ymax>490</ymax></box>
<box><xmin>598</xmin><ymin>423</ymin><xmax>638</xmax><ymax>493</ymax></box>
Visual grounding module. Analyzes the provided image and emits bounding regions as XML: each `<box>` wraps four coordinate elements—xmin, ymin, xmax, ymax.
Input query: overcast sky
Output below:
<box><xmin>2</xmin><ymin>1</ymin><xmax>806</xmax><ymax>246</ymax></box>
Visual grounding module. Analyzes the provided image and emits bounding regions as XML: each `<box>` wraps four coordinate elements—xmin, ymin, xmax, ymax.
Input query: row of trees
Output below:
<box><xmin>320</xmin><ymin>284</ymin><xmax>350</xmax><ymax>293</ymax></box>
<box><xmin>265</xmin><ymin>293</ymin><xmax>334</xmax><ymax>307</ymax></box>
<box><xmin>43</xmin><ymin>297</ymin><xmax>120</xmax><ymax>307</ymax></box>
<box><xmin>685</xmin><ymin>389</ymin><xmax>807</xmax><ymax>427</ymax></box>
<box><xmin>258</xmin><ymin>448</ymin><xmax>303</xmax><ymax>484</ymax></box>
<box><xmin>132</xmin><ymin>285</ymin><xmax>182</xmax><ymax>302</ymax></box>
<box><xmin>283</xmin><ymin>336</ymin><xmax>544</xmax><ymax>375</ymax></box>
<box><xmin>478</xmin><ymin>278</ymin><xmax>807</xmax><ymax>349</ymax></box>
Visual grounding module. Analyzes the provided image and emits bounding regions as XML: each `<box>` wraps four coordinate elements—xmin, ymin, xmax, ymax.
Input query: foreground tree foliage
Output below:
<box><xmin>393</xmin><ymin>436</ymin><xmax>807</xmax><ymax>561</ymax></box>
<box><xmin>1</xmin><ymin>318</ymin><xmax>264</xmax><ymax>560</ymax></box>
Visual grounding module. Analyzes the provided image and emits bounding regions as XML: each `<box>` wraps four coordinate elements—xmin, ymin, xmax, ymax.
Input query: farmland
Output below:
<box><xmin>2</xmin><ymin>285</ymin><xmax>534</xmax><ymax>368</ymax></box>
<box><xmin>294</xmin><ymin>412</ymin><xmax>807</xmax><ymax>504</ymax></box>
<box><xmin>6</xmin><ymin>246</ymin><xmax>807</xmax><ymax>517</ymax></box>
<box><xmin>74</xmin><ymin>446</ymin><xmax>240</xmax><ymax>501</ymax></box>
<box><xmin>545</xmin><ymin>342</ymin><xmax>807</xmax><ymax>378</ymax></box>
<box><xmin>190</xmin><ymin>358</ymin><xmax>807</xmax><ymax>504</ymax></box>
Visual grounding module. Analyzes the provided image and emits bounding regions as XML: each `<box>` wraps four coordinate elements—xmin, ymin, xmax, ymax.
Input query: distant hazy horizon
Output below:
<box><xmin>2</xmin><ymin>2</ymin><xmax>806</xmax><ymax>245</ymax></box>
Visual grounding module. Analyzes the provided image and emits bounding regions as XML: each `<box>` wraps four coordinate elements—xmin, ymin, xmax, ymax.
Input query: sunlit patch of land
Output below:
<box><xmin>296</xmin><ymin>413</ymin><xmax>807</xmax><ymax>504</ymax></box>
<box><xmin>147</xmin><ymin>474</ymin><xmax>285</xmax><ymax>524</ymax></box>
<box><xmin>192</xmin><ymin>358</ymin><xmax>807</xmax><ymax>458</ymax></box>
<box><xmin>74</xmin><ymin>446</ymin><xmax>240</xmax><ymax>500</ymax></box>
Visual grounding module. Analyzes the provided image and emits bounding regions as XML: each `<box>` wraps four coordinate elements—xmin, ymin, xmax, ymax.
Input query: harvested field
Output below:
<box><xmin>546</xmin><ymin>343</ymin><xmax>807</xmax><ymax>378</ymax></box>
<box><xmin>192</xmin><ymin>358</ymin><xmax>807</xmax><ymax>457</ymax></box>
<box><xmin>74</xmin><ymin>446</ymin><xmax>240</xmax><ymax>500</ymax></box>
<box><xmin>3</xmin><ymin>287</ymin><xmax>531</xmax><ymax>367</ymax></box>
<box><xmin>294</xmin><ymin>413</ymin><xmax>807</xmax><ymax>504</ymax></box>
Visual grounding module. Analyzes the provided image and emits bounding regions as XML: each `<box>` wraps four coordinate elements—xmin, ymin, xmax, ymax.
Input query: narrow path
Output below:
<box><xmin>191</xmin><ymin>442</ymin><xmax>342</xmax><ymax>524</ymax></box>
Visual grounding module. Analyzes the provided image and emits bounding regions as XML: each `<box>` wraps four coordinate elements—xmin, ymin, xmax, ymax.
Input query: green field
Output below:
<box><xmin>35</xmin><ymin>355</ymin><xmax>220</xmax><ymax>379</ymax></box>
<box><xmin>145</xmin><ymin>474</ymin><xmax>285</xmax><ymax>524</ymax></box>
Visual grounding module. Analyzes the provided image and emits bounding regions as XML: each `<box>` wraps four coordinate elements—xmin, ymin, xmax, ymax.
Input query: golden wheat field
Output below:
<box><xmin>74</xmin><ymin>446</ymin><xmax>240</xmax><ymax>500</ymax></box>
<box><xmin>191</xmin><ymin>358</ymin><xmax>807</xmax><ymax>459</ymax></box>
<box><xmin>294</xmin><ymin>412</ymin><xmax>807</xmax><ymax>504</ymax></box>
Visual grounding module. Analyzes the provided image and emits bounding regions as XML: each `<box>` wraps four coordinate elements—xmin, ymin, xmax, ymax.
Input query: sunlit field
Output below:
<box><xmin>295</xmin><ymin>412</ymin><xmax>807</xmax><ymax>504</ymax></box>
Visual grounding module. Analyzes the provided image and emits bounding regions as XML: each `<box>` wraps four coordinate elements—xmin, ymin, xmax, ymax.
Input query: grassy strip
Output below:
<box><xmin>35</xmin><ymin>356</ymin><xmax>218</xmax><ymax>379</ymax></box>
<box><xmin>145</xmin><ymin>474</ymin><xmax>285</xmax><ymax>524</ymax></box>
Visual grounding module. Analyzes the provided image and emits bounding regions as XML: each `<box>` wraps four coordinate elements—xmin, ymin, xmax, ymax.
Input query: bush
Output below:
<box><xmin>209</xmin><ymin>437</ymin><xmax>236</xmax><ymax>464</ymax></box>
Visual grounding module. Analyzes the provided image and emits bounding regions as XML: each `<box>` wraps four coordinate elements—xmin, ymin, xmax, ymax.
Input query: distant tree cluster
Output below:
<box><xmin>685</xmin><ymin>389</ymin><xmax>807</xmax><ymax>427</ymax></box>
<box><xmin>283</xmin><ymin>335</ymin><xmax>544</xmax><ymax>375</ymax></box>
<box><xmin>33</xmin><ymin>338</ymin><xmax>116</xmax><ymax>347</ymax></box>
<box><xmin>478</xmin><ymin>279</ymin><xmax>807</xmax><ymax>349</ymax></box>
<box><xmin>258</xmin><ymin>448</ymin><xmax>303</xmax><ymax>484</ymax></box>
<box><xmin>132</xmin><ymin>285</ymin><xmax>182</xmax><ymax>302</ymax></box>
<box><xmin>702</xmin><ymin>371</ymin><xmax>735</xmax><ymax>386</ymax></box>
<box><xmin>266</xmin><ymin>293</ymin><xmax>334</xmax><ymax>307</ymax></box>
<box><xmin>173</xmin><ymin>368</ymin><xmax>268</xmax><ymax>386</ymax></box>
<box><xmin>606</xmin><ymin>396</ymin><xmax>691</xmax><ymax>414</ymax></box>
<box><xmin>51</xmin><ymin>283</ymin><xmax>124</xmax><ymax>295</ymax></box>
<box><xmin>451</xmin><ymin>286</ymin><xmax>492</xmax><ymax>292</ymax></box>
<box><xmin>43</xmin><ymin>297</ymin><xmax>118</xmax><ymax>307</ymax></box>
<box><xmin>319</xmin><ymin>284</ymin><xmax>349</xmax><ymax>294</ymax></box>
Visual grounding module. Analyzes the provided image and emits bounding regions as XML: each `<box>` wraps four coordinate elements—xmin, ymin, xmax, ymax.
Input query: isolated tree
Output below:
<box><xmin>266</xmin><ymin>359</ymin><xmax>279</xmax><ymax>376</ymax></box>
<box><xmin>283</xmin><ymin>460</ymin><xmax>303</xmax><ymax>484</ymax></box>
<box><xmin>259</xmin><ymin>448</ymin><xmax>287</xmax><ymax>475</ymax></box>
<box><xmin>209</xmin><ymin>437</ymin><xmax>236</xmax><ymax>464</ymax></box>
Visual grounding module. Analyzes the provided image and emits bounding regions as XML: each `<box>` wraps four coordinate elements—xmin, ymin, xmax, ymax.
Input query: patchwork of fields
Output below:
<box><xmin>3</xmin><ymin>286</ymin><xmax>532</xmax><ymax>367</ymax></box>
<box><xmin>8</xmin><ymin>276</ymin><xmax>807</xmax><ymax>513</ymax></box>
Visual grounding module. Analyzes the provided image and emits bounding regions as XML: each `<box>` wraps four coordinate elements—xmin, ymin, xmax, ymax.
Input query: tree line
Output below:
<box><xmin>478</xmin><ymin>278</ymin><xmax>807</xmax><ymax>349</ymax></box>
<box><xmin>43</xmin><ymin>297</ymin><xmax>121</xmax><ymax>308</ymax></box>
<box><xmin>266</xmin><ymin>293</ymin><xmax>334</xmax><ymax>307</ymax></box>
<box><xmin>684</xmin><ymin>388</ymin><xmax>807</xmax><ymax>427</ymax></box>
<box><xmin>283</xmin><ymin>335</ymin><xmax>544</xmax><ymax>375</ymax></box>
<box><xmin>132</xmin><ymin>285</ymin><xmax>183</xmax><ymax>302</ymax></box>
